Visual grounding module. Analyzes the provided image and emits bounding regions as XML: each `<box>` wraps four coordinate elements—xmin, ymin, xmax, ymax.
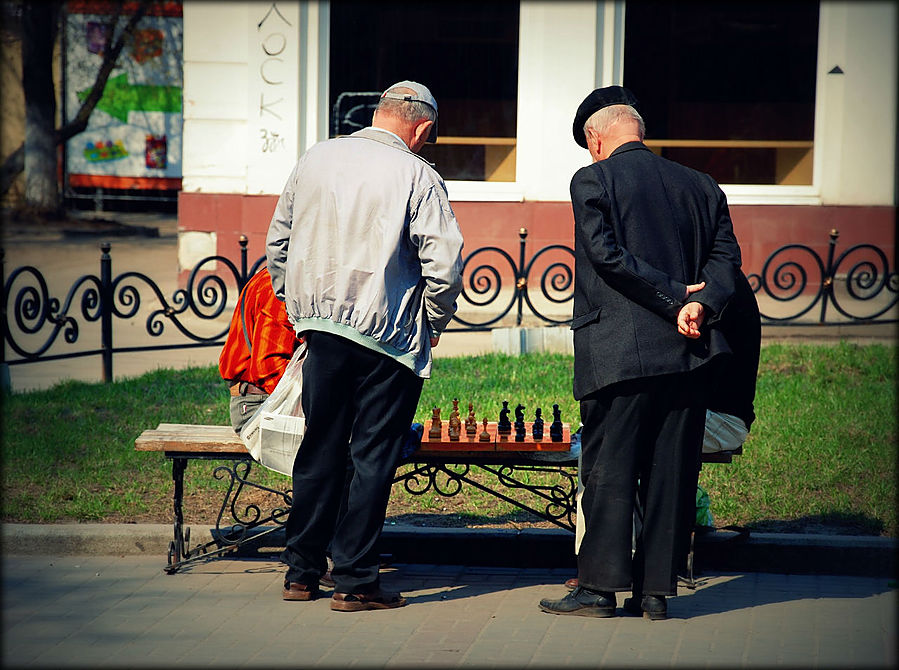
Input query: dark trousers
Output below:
<box><xmin>281</xmin><ymin>330</ymin><xmax>422</xmax><ymax>593</ymax></box>
<box><xmin>577</xmin><ymin>372</ymin><xmax>705</xmax><ymax>596</ymax></box>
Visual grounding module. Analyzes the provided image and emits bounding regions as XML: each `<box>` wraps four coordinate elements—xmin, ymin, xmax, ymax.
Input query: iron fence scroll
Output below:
<box><xmin>2</xmin><ymin>228</ymin><xmax>896</xmax><ymax>383</ymax></box>
<box><xmin>745</xmin><ymin>229</ymin><xmax>898</xmax><ymax>324</ymax></box>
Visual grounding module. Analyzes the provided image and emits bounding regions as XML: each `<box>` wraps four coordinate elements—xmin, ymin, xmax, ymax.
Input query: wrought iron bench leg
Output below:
<box><xmin>163</xmin><ymin>457</ymin><xmax>293</xmax><ymax>574</ymax></box>
<box><xmin>166</xmin><ymin>458</ymin><xmax>189</xmax><ymax>573</ymax></box>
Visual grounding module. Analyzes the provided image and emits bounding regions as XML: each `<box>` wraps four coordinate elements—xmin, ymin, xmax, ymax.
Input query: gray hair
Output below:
<box><xmin>583</xmin><ymin>104</ymin><xmax>645</xmax><ymax>141</ymax></box>
<box><xmin>375</xmin><ymin>87</ymin><xmax>437</xmax><ymax>125</ymax></box>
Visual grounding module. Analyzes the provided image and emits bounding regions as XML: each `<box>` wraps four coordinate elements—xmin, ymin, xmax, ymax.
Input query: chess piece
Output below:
<box><xmin>479</xmin><ymin>417</ymin><xmax>491</xmax><ymax>442</ymax></box>
<box><xmin>514</xmin><ymin>403</ymin><xmax>526</xmax><ymax>441</ymax></box>
<box><xmin>498</xmin><ymin>400</ymin><xmax>511</xmax><ymax>435</ymax></box>
<box><xmin>532</xmin><ymin>407</ymin><xmax>544</xmax><ymax>440</ymax></box>
<box><xmin>448</xmin><ymin>398</ymin><xmax>462</xmax><ymax>441</ymax></box>
<box><xmin>465</xmin><ymin>402</ymin><xmax>477</xmax><ymax>436</ymax></box>
<box><xmin>514</xmin><ymin>403</ymin><xmax>525</xmax><ymax>428</ymax></box>
<box><xmin>429</xmin><ymin>406</ymin><xmax>442</xmax><ymax>440</ymax></box>
<box><xmin>550</xmin><ymin>403</ymin><xmax>563</xmax><ymax>442</ymax></box>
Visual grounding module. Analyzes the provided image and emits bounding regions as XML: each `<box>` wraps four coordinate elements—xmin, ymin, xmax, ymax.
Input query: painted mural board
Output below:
<box><xmin>64</xmin><ymin>0</ymin><xmax>183</xmax><ymax>190</ymax></box>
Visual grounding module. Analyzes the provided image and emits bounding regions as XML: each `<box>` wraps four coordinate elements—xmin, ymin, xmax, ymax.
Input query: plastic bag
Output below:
<box><xmin>239</xmin><ymin>341</ymin><xmax>307</xmax><ymax>476</ymax></box>
<box><xmin>695</xmin><ymin>484</ymin><xmax>714</xmax><ymax>528</ymax></box>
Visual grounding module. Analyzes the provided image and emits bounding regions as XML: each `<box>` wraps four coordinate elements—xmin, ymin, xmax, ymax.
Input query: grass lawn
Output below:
<box><xmin>1</xmin><ymin>342</ymin><xmax>895</xmax><ymax>536</ymax></box>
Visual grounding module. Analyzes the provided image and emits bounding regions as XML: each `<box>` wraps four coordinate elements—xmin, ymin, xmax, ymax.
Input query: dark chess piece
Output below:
<box><xmin>429</xmin><ymin>406</ymin><xmax>442</xmax><ymax>440</ymax></box>
<box><xmin>514</xmin><ymin>403</ymin><xmax>525</xmax><ymax>428</ymax></box>
<box><xmin>448</xmin><ymin>398</ymin><xmax>462</xmax><ymax>441</ymax></box>
<box><xmin>498</xmin><ymin>400</ymin><xmax>511</xmax><ymax>435</ymax></box>
<box><xmin>532</xmin><ymin>407</ymin><xmax>544</xmax><ymax>440</ymax></box>
<box><xmin>514</xmin><ymin>403</ymin><xmax>526</xmax><ymax>441</ymax></box>
<box><xmin>479</xmin><ymin>417</ymin><xmax>491</xmax><ymax>442</ymax></box>
<box><xmin>550</xmin><ymin>403</ymin><xmax>563</xmax><ymax>442</ymax></box>
<box><xmin>465</xmin><ymin>402</ymin><xmax>477</xmax><ymax>436</ymax></box>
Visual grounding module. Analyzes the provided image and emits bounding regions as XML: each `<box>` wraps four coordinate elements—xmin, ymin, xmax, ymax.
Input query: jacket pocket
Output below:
<box><xmin>570</xmin><ymin>308</ymin><xmax>601</xmax><ymax>330</ymax></box>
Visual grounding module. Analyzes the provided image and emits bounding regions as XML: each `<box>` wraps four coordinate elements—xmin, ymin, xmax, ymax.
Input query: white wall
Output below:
<box><xmin>182</xmin><ymin>1</ymin><xmax>249</xmax><ymax>193</ymax></box>
<box><xmin>514</xmin><ymin>1</ymin><xmax>601</xmax><ymax>202</ymax></box>
<box><xmin>815</xmin><ymin>1</ymin><xmax>897</xmax><ymax>205</ymax></box>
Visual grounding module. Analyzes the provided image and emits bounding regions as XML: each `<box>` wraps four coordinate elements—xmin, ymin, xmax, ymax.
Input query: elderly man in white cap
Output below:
<box><xmin>266</xmin><ymin>81</ymin><xmax>463</xmax><ymax>611</ymax></box>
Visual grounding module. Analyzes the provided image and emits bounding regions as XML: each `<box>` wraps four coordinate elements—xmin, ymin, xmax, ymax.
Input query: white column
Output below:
<box><xmin>516</xmin><ymin>0</ymin><xmax>599</xmax><ymax>202</ymax></box>
<box><xmin>816</xmin><ymin>1</ymin><xmax>897</xmax><ymax>205</ymax></box>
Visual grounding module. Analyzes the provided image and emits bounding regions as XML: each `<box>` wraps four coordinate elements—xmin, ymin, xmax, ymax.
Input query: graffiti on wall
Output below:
<box><xmin>64</xmin><ymin>1</ymin><xmax>183</xmax><ymax>189</ymax></box>
<box><xmin>246</xmin><ymin>2</ymin><xmax>299</xmax><ymax>195</ymax></box>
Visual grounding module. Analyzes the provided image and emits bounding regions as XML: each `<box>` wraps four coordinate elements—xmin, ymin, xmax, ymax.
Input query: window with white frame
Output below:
<box><xmin>328</xmin><ymin>1</ymin><xmax>519</xmax><ymax>182</ymax></box>
<box><xmin>623</xmin><ymin>0</ymin><xmax>819</xmax><ymax>186</ymax></box>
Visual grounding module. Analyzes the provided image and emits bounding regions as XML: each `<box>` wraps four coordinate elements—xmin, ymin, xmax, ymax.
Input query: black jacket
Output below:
<box><xmin>570</xmin><ymin>141</ymin><xmax>742</xmax><ymax>400</ymax></box>
<box><xmin>706</xmin><ymin>270</ymin><xmax>761</xmax><ymax>429</ymax></box>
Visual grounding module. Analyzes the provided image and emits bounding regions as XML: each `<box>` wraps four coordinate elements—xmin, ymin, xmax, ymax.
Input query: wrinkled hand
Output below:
<box><xmin>684</xmin><ymin>281</ymin><xmax>706</xmax><ymax>299</ymax></box>
<box><xmin>677</xmin><ymin>302</ymin><xmax>705</xmax><ymax>339</ymax></box>
<box><xmin>430</xmin><ymin>336</ymin><xmax>440</xmax><ymax>348</ymax></box>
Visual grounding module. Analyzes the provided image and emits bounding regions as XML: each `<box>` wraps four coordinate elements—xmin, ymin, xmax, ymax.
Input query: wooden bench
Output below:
<box><xmin>136</xmin><ymin>422</ymin><xmax>740</xmax><ymax>573</ymax></box>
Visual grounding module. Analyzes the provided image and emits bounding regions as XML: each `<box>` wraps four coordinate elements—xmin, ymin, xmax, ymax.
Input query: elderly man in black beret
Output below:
<box><xmin>539</xmin><ymin>86</ymin><xmax>743</xmax><ymax>620</ymax></box>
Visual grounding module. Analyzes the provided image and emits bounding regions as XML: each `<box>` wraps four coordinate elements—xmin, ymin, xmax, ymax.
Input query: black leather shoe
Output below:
<box><xmin>622</xmin><ymin>594</ymin><xmax>667</xmax><ymax>620</ymax></box>
<box><xmin>539</xmin><ymin>586</ymin><xmax>616</xmax><ymax>617</ymax></box>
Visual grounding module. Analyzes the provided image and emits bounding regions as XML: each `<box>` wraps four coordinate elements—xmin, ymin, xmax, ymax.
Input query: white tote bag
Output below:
<box><xmin>239</xmin><ymin>341</ymin><xmax>307</xmax><ymax>476</ymax></box>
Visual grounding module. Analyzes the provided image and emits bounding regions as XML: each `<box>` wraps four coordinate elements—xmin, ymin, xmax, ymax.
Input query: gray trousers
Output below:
<box><xmin>229</xmin><ymin>393</ymin><xmax>268</xmax><ymax>434</ymax></box>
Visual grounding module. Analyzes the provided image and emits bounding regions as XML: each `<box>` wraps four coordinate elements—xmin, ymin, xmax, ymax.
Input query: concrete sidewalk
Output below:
<box><xmin>2</xmin><ymin>552</ymin><xmax>895</xmax><ymax>668</ymax></box>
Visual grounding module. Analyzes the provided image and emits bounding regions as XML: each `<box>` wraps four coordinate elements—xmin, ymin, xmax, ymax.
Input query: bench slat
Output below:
<box><xmin>135</xmin><ymin>423</ymin><xmax>245</xmax><ymax>453</ymax></box>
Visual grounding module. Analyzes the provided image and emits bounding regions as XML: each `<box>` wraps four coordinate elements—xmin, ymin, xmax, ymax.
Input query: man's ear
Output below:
<box><xmin>412</xmin><ymin>119</ymin><xmax>434</xmax><ymax>149</ymax></box>
<box><xmin>586</xmin><ymin>128</ymin><xmax>603</xmax><ymax>161</ymax></box>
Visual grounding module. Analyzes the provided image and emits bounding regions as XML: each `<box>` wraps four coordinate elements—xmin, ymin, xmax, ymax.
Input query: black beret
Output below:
<box><xmin>572</xmin><ymin>86</ymin><xmax>640</xmax><ymax>148</ymax></box>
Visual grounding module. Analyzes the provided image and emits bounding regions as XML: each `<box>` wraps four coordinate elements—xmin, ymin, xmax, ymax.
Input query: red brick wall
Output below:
<box><xmin>178</xmin><ymin>192</ymin><xmax>896</xmax><ymax>280</ymax></box>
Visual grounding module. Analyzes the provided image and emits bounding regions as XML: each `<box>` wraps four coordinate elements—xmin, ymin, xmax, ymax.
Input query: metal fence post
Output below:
<box><xmin>516</xmin><ymin>227</ymin><xmax>528</xmax><ymax>326</ymax></box>
<box><xmin>100</xmin><ymin>242</ymin><xmax>113</xmax><ymax>382</ymax></box>
<box><xmin>819</xmin><ymin>229</ymin><xmax>839</xmax><ymax>324</ymax></box>
<box><xmin>238</xmin><ymin>235</ymin><xmax>249</xmax><ymax>290</ymax></box>
<box><xmin>0</xmin><ymin>247</ymin><xmax>9</xmax><ymax>393</ymax></box>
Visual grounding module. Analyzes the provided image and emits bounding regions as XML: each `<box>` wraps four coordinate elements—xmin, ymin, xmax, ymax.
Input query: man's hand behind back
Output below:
<box><xmin>677</xmin><ymin>302</ymin><xmax>705</xmax><ymax>339</ymax></box>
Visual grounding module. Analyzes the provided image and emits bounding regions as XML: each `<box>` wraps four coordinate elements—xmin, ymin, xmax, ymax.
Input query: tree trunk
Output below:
<box><xmin>21</xmin><ymin>1</ymin><xmax>62</xmax><ymax>214</ymax></box>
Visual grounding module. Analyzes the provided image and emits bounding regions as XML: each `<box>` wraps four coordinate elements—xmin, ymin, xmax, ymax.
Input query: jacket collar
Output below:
<box><xmin>350</xmin><ymin>127</ymin><xmax>436</xmax><ymax>167</ymax></box>
<box><xmin>608</xmin><ymin>140</ymin><xmax>650</xmax><ymax>158</ymax></box>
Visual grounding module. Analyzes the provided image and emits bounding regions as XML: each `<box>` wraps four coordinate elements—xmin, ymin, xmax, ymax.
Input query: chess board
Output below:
<box><xmin>419</xmin><ymin>421</ymin><xmax>571</xmax><ymax>453</ymax></box>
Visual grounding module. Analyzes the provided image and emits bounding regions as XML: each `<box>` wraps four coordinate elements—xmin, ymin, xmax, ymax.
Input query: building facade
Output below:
<box><xmin>177</xmin><ymin>0</ymin><xmax>897</xmax><ymax>278</ymax></box>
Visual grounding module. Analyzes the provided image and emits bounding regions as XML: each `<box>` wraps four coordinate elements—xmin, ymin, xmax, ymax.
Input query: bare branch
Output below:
<box><xmin>56</xmin><ymin>0</ymin><xmax>152</xmax><ymax>142</ymax></box>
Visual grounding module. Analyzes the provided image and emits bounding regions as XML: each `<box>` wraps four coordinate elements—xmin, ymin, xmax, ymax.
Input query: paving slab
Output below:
<box><xmin>2</xmin><ymin>554</ymin><xmax>895</xmax><ymax>668</ymax></box>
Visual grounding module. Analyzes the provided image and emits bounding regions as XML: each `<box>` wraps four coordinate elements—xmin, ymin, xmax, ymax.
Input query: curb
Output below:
<box><xmin>2</xmin><ymin>523</ymin><xmax>896</xmax><ymax>578</ymax></box>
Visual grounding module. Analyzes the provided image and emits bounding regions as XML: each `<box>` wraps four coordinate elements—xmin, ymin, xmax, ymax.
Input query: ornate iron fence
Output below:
<box><xmin>2</xmin><ymin>228</ymin><xmax>896</xmax><ymax>382</ymax></box>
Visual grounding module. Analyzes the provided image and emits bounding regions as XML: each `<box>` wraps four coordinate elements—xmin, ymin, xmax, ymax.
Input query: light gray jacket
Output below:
<box><xmin>265</xmin><ymin>127</ymin><xmax>464</xmax><ymax>378</ymax></box>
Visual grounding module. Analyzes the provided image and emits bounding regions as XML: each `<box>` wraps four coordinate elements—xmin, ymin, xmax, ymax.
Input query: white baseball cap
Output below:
<box><xmin>380</xmin><ymin>80</ymin><xmax>438</xmax><ymax>143</ymax></box>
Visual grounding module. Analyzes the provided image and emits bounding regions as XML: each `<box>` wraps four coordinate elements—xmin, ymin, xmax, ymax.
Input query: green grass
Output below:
<box><xmin>1</xmin><ymin>343</ymin><xmax>895</xmax><ymax>535</ymax></box>
<box><xmin>697</xmin><ymin>342</ymin><xmax>897</xmax><ymax>535</ymax></box>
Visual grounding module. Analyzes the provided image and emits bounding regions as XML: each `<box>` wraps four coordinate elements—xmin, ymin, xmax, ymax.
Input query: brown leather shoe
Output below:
<box><xmin>282</xmin><ymin>580</ymin><xmax>319</xmax><ymax>601</ymax></box>
<box><xmin>319</xmin><ymin>570</ymin><xmax>336</xmax><ymax>588</ymax></box>
<box><xmin>564</xmin><ymin>577</ymin><xmax>579</xmax><ymax>591</ymax></box>
<box><xmin>331</xmin><ymin>589</ymin><xmax>407</xmax><ymax>612</ymax></box>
